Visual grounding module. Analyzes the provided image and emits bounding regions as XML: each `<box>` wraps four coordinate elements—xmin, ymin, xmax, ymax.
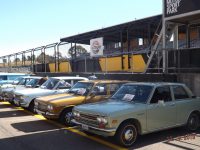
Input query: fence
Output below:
<box><xmin>0</xmin><ymin>42</ymin><xmax>200</xmax><ymax>74</ymax></box>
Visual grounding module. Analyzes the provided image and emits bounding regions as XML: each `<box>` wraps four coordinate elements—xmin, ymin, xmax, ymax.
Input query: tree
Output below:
<box><xmin>36</xmin><ymin>52</ymin><xmax>55</xmax><ymax>63</ymax></box>
<box><xmin>27</xmin><ymin>56</ymin><xmax>32</xmax><ymax>61</ymax></box>
<box><xmin>68</xmin><ymin>45</ymin><xmax>87</xmax><ymax>58</ymax></box>
<box><xmin>14</xmin><ymin>58</ymin><xmax>20</xmax><ymax>62</ymax></box>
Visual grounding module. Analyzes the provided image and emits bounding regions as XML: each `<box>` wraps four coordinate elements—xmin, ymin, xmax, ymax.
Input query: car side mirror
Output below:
<box><xmin>158</xmin><ymin>100</ymin><xmax>165</xmax><ymax>106</ymax></box>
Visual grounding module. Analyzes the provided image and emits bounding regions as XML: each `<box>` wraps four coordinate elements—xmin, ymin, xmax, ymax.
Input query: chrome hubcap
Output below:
<box><xmin>124</xmin><ymin>129</ymin><xmax>134</xmax><ymax>141</ymax></box>
<box><xmin>65</xmin><ymin>112</ymin><xmax>72</xmax><ymax>124</ymax></box>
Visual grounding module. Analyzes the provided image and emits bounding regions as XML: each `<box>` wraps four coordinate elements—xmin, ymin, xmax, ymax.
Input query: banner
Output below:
<box><xmin>164</xmin><ymin>0</ymin><xmax>200</xmax><ymax>18</ymax></box>
<box><xmin>90</xmin><ymin>37</ymin><xmax>104</xmax><ymax>57</ymax></box>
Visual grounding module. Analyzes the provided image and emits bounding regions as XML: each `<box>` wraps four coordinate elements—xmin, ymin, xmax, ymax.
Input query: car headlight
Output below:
<box><xmin>47</xmin><ymin>104</ymin><xmax>54</xmax><ymax>111</ymax></box>
<box><xmin>73</xmin><ymin>111</ymin><xmax>80</xmax><ymax>117</ymax></box>
<box><xmin>97</xmin><ymin>117</ymin><xmax>108</xmax><ymax>124</ymax></box>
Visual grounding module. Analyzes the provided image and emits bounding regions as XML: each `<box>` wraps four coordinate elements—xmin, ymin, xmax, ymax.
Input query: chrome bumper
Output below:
<box><xmin>35</xmin><ymin>109</ymin><xmax>58</xmax><ymax>119</ymax></box>
<box><xmin>71</xmin><ymin>119</ymin><xmax>116</xmax><ymax>137</ymax></box>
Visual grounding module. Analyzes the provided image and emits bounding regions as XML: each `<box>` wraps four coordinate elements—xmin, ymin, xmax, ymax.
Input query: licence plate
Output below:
<box><xmin>82</xmin><ymin>124</ymin><xmax>89</xmax><ymax>130</ymax></box>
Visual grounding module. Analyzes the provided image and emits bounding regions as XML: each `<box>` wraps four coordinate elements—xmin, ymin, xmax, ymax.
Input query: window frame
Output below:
<box><xmin>149</xmin><ymin>85</ymin><xmax>173</xmax><ymax>104</ymax></box>
<box><xmin>172</xmin><ymin>85</ymin><xmax>190</xmax><ymax>101</ymax></box>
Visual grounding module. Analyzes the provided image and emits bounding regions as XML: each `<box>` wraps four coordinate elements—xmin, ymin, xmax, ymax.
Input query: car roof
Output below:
<box><xmin>51</xmin><ymin>76</ymin><xmax>88</xmax><ymax>80</ymax></box>
<box><xmin>78</xmin><ymin>80</ymin><xmax>130</xmax><ymax>84</ymax></box>
<box><xmin>124</xmin><ymin>82</ymin><xmax>186</xmax><ymax>86</ymax></box>
<box><xmin>21</xmin><ymin>76</ymin><xmax>40</xmax><ymax>79</ymax></box>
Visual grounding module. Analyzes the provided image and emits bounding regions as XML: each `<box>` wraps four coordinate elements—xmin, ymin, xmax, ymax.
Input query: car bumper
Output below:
<box><xmin>35</xmin><ymin>109</ymin><xmax>59</xmax><ymax>119</ymax></box>
<box><xmin>71</xmin><ymin>119</ymin><xmax>116</xmax><ymax>137</ymax></box>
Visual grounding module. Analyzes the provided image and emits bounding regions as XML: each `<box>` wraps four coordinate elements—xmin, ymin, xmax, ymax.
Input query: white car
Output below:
<box><xmin>1</xmin><ymin>76</ymin><xmax>36</xmax><ymax>101</ymax></box>
<box><xmin>2</xmin><ymin>76</ymin><xmax>47</xmax><ymax>102</ymax></box>
<box><xmin>14</xmin><ymin>76</ymin><xmax>88</xmax><ymax>112</ymax></box>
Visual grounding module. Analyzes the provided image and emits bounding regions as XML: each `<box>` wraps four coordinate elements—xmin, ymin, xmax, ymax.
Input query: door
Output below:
<box><xmin>147</xmin><ymin>86</ymin><xmax>177</xmax><ymax>131</ymax></box>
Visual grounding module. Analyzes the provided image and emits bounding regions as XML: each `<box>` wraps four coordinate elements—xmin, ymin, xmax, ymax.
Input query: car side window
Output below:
<box><xmin>173</xmin><ymin>85</ymin><xmax>189</xmax><ymax>100</ymax></box>
<box><xmin>57</xmin><ymin>81</ymin><xmax>71</xmax><ymax>89</ymax></box>
<box><xmin>150</xmin><ymin>86</ymin><xmax>172</xmax><ymax>104</ymax></box>
<box><xmin>109</xmin><ymin>84</ymin><xmax>120</xmax><ymax>95</ymax></box>
<box><xmin>92</xmin><ymin>83</ymin><xmax>107</xmax><ymax>96</ymax></box>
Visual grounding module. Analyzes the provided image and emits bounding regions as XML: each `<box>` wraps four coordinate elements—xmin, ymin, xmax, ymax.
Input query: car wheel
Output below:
<box><xmin>60</xmin><ymin>109</ymin><xmax>73</xmax><ymax>126</ymax></box>
<box><xmin>187</xmin><ymin>113</ymin><xmax>200</xmax><ymax>131</ymax></box>
<box><xmin>28</xmin><ymin>100</ymin><xmax>35</xmax><ymax>113</ymax></box>
<box><xmin>115</xmin><ymin>122</ymin><xmax>137</xmax><ymax>147</ymax></box>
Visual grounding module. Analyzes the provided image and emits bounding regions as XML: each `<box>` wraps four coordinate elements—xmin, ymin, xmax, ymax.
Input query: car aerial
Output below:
<box><xmin>72</xmin><ymin>82</ymin><xmax>200</xmax><ymax>147</ymax></box>
<box><xmin>1</xmin><ymin>76</ymin><xmax>36</xmax><ymax>101</ymax></box>
<box><xmin>34</xmin><ymin>80</ymin><xmax>129</xmax><ymax>125</ymax></box>
<box><xmin>13</xmin><ymin>76</ymin><xmax>88</xmax><ymax>112</ymax></box>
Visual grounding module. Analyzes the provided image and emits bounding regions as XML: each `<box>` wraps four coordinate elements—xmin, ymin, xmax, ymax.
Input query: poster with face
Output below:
<box><xmin>90</xmin><ymin>37</ymin><xmax>104</xmax><ymax>57</ymax></box>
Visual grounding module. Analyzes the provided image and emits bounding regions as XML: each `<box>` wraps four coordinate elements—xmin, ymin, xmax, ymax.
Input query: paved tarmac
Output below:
<box><xmin>0</xmin><ymin>101</ymin><xmax>200</xmax><ymax>150</ymax></box>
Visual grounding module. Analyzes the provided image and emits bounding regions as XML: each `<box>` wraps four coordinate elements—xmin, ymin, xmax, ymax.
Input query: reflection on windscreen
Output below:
<box><xmin>40</xmin><ymin>78</ymin><xmax>59</xmax><ymax>90</ymax></box>
<box><xmin>68</xmin><ymin>82</ymin><xmax>94</xmax><ymax>96</ymax></box>
<box><xmin>18</xmin><ymin>78</ymin><xmax>28</xmax><ymax>85</ymax></box>
<box><xmin>111</xmin><ymin>85</ymin><xmax>153</xmax><ymax>103</ymax></box>
<box><xmin>26</xmin><ymin>79</ymin><xmax>39</xmax><ymax>87</ymax></box>
<box><xmin>13</xmin><ymin>77</ymin><xmax>23</xmax><ymax>85</ymax></box>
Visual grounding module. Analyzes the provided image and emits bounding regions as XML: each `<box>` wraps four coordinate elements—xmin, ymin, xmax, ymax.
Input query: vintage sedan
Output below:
<box><xmin>1</xmin><ymin>76</ymin><xmax>37</xmax><ymax>101</ymax></box>
<box><xmin>35</xmin><ymin>80</ymin><xmax>129</xmax><ymax>125</ymax></box>
<box><xmin>72</xmin><ymin>82</ymin><xmax>200</xmax><ymax>147</ymax></box>
<box><xmin>14</xmin><ymin>76</ymin><xmax>88</xmax><ymax>112</ymax></box>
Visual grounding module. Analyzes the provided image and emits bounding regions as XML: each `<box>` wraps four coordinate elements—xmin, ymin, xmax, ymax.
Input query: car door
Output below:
<box><xmin>147</xmin><ymin>85</ymin><xmax>177</xmax><ymax>131</ymax></box>
<box><xmin>172</xmin><ymin>85</ymin><xmax>192</xmax><ymax>125</ymax></box>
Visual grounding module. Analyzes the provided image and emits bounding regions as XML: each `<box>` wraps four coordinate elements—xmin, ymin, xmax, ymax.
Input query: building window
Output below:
<box><xmin>114</xmin><ymin>42</ymin><xmax>121</xmax><ymax>48</ymax></box>
<box><xmin>138</xmin><ymin>38</ymin><xmax>143</xmax><ymax>46</ymax></box>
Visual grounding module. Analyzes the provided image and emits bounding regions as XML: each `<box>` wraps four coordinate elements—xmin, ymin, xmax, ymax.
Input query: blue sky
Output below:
<box><xmin>0</xmin><ymin>0</ymin><xmax>162</xmax><ymax>56</ymax></box>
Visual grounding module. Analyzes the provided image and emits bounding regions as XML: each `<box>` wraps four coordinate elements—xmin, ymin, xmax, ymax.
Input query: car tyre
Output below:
<box><xmin>28</xmin><ymin>100</ymin><xmax>35</xmax><ymax>113</ymax></box>
<box><xmin>60</xmin><ymin>108</ymin><xmax>74</xmax><ymax>126</ymax></box>
<box><xmin>187</xmin><ymin>113</ymin><xmax>200</xmax><ymax>131</ymax></box>
<box><xmin>115</xmin><ymin>122</ymin><xmax>137</xmax><ymax>147</ymax></box>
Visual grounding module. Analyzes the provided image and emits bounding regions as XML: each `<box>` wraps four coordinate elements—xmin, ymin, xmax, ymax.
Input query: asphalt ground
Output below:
<box><xmin>0</xmin><ymin>101</ymin><xmax>200</xmax><ymax>150</ymax></box>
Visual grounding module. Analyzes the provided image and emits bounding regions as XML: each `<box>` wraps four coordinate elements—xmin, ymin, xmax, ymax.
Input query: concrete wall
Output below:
<box><xmin>177</xmin><ymin>73</ymin><xmax>200</xmax><ymax>96</ymax></box>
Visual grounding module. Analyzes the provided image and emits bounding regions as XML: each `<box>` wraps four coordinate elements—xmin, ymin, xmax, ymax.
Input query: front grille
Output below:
<box><xmin>37</xmin><ymin>102</ymin><xmax>48</xmax><ymax>111</ymax></box>
<box><xmin>77</xmin><ymin>113</ymin><xmax>99</xmax><ymax>127</ymax></box>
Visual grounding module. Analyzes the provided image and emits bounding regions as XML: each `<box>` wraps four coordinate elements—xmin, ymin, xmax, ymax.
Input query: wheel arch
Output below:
<box><xmin>59</xmin><ymin>105</ymin><xmax>75</xmax><ymax>118</ymax></box>
<box><xmin>116</xmin><ymin>118</ymin><xmax>142</xmax><ymax>135</ymax></box>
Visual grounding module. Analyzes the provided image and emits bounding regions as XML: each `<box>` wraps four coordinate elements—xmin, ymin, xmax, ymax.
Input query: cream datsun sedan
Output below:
<box><xmin>72</xmin><ymin>82</ymin><xmax>200</xmax><ymax>147</ymax></box>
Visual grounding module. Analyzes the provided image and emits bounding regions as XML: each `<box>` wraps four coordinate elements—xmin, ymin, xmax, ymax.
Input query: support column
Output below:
<box><xmin>127</xmin><ymin>29</ymin><xmax>131</xmax><ymax>69</ymax></box>
<box><xmin>186</xmin><ymin>24</ymin><xmax>191</xmax><ymax>48</ymax></box>
<box><xmin>162</xmin><ymin>20</ymin><xmax>168</xmax><ymax>73</ymax></box>
<box><xmin>120</xmin><ymin>30</ymin><xmax>124</xmax><ymax>70</ymax></box>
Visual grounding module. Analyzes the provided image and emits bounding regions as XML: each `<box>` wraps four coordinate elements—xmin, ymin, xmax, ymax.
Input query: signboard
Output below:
<box><xmin>164</xmin><ymin>0</ymin><xmax>200</xmax><ymax>18</ymax></box>
<box><xmin>90</xmin><ymin>37</ymin><xmax>104</xmax><ymax>57</ymax></box>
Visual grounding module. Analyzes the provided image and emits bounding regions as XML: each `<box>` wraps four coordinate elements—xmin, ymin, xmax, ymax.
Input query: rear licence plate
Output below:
<box><xmin>82</xmin><ymin>124</ymin><xmax>89</xmax><ymax>130</ymax></box>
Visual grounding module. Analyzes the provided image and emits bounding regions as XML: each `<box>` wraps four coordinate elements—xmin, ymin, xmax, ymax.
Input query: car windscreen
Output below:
<box><xmin>40</xmin><ymin>78</ymin><xmax>59</xmax><ymax>90</ymax></box>
<box><xmin>13</xmin><ymin>77</ymin><xmax>23</xmax><ymax>85</ymax></box>
<box><xmin>26</xmin><ymin>78</ymin><xmax>40</xmax><ymax>87</ymax></box>
<box><xmin>111</xmin><ymin>85</ymin><xmax>153</xmax><ymax>103</ymax></box>
<box><xmin>68</xmin><ymin>82</ymin><xmax>94</xmax><ymax>96</ymax></box>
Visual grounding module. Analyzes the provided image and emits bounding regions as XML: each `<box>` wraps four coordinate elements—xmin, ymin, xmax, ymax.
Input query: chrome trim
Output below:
<box><xmin>72</xmin><ymin>119</ymin><xmax>116</xmax><ymax>132</ymax></box>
